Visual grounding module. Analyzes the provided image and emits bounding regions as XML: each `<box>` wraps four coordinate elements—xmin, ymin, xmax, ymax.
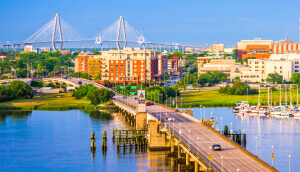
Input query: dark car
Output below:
<box><xmin>123</xmin><ymin>96</ymin><xmax>127</xmax><ymax>99</ymax></box>
<box><xmin>150</xmin><ymin>102</ymin><xmax>154</xmax><ymax>105</ymax></box>
<box><xmin>134</xmin><ymin>97</ymin><xmax>138</xmax><ymax>100</ymax></box>
<box><xmin>212</xmin><ymin>144</ymin><xmax>221</xmax><ymax>151</ymax></box>
<box><xmin>146</xmin><ymin>102</ymin><xmax>151</xmax><ymax>106</ymax></box>
<box><xmin>78</xmin><ymin>81</ymin><xmax>82</xmax><ymax>85</ymax></box>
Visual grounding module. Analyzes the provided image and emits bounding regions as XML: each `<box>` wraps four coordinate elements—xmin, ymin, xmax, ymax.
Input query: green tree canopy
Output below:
<box><xmin>266</xmin><ymin>73</ymin><xmax>283</xmax><ymax>84</ymax></box>
<box><xmin>290</xmin><ymin>73</ymin><xmax>300</xmax><ymax>84</ymax></box>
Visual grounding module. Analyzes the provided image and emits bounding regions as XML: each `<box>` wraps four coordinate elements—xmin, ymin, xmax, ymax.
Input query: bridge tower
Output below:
<box><xmin>138</xmin><ymin>28</ymin><xmax>145</xmax><ymax>49</ymax></box>
<box><xmin>95</xmin><ymin>28</ymin><xmax>103</xmax><ymax>51</ymax></box>
<box><xmin>116</xmin><ymin>16</ymin><xmax>127</xmax><ymax>50</ymax></box>
<box><xmin>52</xmin><ymin>14</ymin><xmax>63</xmax><ymax>51</ymax></box>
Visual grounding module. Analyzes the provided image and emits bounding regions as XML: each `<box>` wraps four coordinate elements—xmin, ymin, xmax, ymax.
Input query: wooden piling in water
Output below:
<box><xmin>91</xmin><ymin>131</ymin><xmax>96</xmax><ymax>151</ymax></box>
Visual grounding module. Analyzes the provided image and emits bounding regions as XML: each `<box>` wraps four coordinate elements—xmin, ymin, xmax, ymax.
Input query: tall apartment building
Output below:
<box><xmin>158</xmin><ymin>55</ymin><xmax>168</xmax><ymax>76</ymax></box>
<box><xmin>88</xmin><ymin>55</ymin><xmax>102</xmax><ymax>80</ymax></box>
<box><xmin>167</xmin><ymin>56</ymin><xmax>178</xmax><ymax>73</ymax></box>
<box><xmin>101</xmin><ymin>48</ymin><xmax>159</xmax><ymax>85</ymax></box>
<box><xmin>74</xmin><ymin>52</ymin><xmax>94</xmax><ymax>73</ymax></box>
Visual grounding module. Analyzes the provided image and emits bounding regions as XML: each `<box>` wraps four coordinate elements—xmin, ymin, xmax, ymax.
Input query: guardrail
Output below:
<box><xmin>201</xmin><ymin>122</ymin><xmax>279</xmax><ymax>172</ymax></box>
<box><xmin>171</xmin><ymin>129</ymin><xmax>218</xmax><ymax>172</ymax></box>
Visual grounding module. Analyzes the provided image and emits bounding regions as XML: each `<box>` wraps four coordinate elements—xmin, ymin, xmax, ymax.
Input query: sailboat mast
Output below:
<box><xmin>290</xmin><ymin>84</ymin><xmax>292</xmax><ymax>107</ymax></box>
<box><xmin>268</xmin><ymin>87</ymin><xmax>269</xmax><ymax>108</ymax></box>
<box><xmin>280</xmin><ymin>86</ymin><xmax>282</xmax><ymax>107</ymax></box>
<box><xmin>285</xmin><ymin>85</ymin><xmax>287</xmax><ymax>106</ymax></box>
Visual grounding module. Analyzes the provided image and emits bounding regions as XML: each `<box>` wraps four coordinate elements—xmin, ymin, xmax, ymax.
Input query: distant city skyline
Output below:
<box><xmin>1</xmin><ymin>0</ymin><xmax>300</xmax><ymax>47</ymax></box>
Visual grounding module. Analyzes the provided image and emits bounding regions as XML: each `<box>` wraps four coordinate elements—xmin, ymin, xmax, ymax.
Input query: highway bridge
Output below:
<box><xmin>112</xmin><ymin>96</ymin><xmax>278</xmax><ymax>172</ymax></box>
<box><xmin>0</xmin><ymin>77</ymin><xmax>278</xmax><ymax>171</ymax></box>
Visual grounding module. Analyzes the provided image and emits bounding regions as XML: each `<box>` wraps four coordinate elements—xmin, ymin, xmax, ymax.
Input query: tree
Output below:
<box><xmin>232</xmin><ymin>49</ymin><xmax>237</xmax><ymax>59</ymax></box>
<box><xmin>94</xmin><ymin>72</ymin><xmax>101</xmax><ymax>81</ymax></box>
<box><xmin>89</xmin><ymin>88</ymin><xmax>114</xmax><ymax>105</ymax></box>
<box><xmin>5</xmin><ymin>81</ymin><xmax>33</xmax><ymax>99</ymax></box>
<box><xmin>266</xmin><ymin>73</ymin><xmax>283</xmax><ymax>84</ymax></box>
<box><xmin>243</xmin><ymin>57</ymin><xmax>256</xmax><ymax>64</ymax></box>
<box><xmin>31</xmin><ymin>80</ymin><xmax>43</xmax><ymax>88</ymax></box>
<box><xmin>290</xmin><ymin>73</ymin><xmax>300</xmax><ymax>84</ymax></box>
<box><xmin>218</xmin><ymin>80</ymin><xmax>256</xmax><ymax>95</ymax></box>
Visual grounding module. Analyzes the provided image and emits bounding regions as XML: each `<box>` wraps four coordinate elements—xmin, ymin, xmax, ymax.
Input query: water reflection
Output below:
<box><xmin>83</xmin><ymin>110</ymin><xmax>112</xmax><ymax>121</ymax></box>
<box><xmin>0</xmin><ymin>110</ymin><xmax>32</xmax><ymax>122</ymax></box>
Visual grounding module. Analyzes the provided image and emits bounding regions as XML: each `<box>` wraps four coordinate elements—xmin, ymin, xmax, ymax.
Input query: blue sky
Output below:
<box><xmin>1</xmin><ymin>0</ymin><xmax>300</xmax><ymax>47</ymax></box>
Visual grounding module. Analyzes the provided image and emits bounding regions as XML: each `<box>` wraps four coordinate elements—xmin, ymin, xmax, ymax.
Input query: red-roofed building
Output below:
<box><xmin>0</xmin><ymin>54</ymin><xmax>6</xmax><ymax>59</ymax></box>
<box><xmin>15</xmin><ymin>56</ymin><xmax>21</xmax><ymax>60</ymax></box>
<box><xmin>60</xmin><ymin>50</ymin><xmax>70</xmax><ymax>55</ymax></box>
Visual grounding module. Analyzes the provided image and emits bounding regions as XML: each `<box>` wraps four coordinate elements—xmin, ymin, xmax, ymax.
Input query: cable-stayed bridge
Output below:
<box><xmin>0</xmin><ymin>14</ymin><xmax>203</xmax><ymax>51</ymax></box>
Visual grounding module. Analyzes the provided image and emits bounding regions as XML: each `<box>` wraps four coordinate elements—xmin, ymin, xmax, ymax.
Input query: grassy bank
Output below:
<box><xmin>177</xmin><ymin>89</ymin><xmax>299</xmax><ymax>107</ymax></box>
<box><xmin>0</xmin><ymin>93</ymin><xmax>97</xmax><ymax>111</ymax></box>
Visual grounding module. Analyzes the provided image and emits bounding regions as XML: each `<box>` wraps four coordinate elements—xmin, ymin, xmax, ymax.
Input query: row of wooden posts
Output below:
<box><xmin>90</xmin><ymin>129</ymin><xmax>148</xmax><ymax>151</ymax></box>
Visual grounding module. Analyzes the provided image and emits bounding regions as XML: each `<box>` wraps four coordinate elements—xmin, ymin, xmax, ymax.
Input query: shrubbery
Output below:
<box><xmin>0</xmin><ymin>81</ymin><xmax>33</xmax><ymax>102</ymax></box>
<box><xmin>72</xmin><ymin>84</ymin><xmax>114</xmax><ymax>105</ymax></box>
<box><xmin>218</xmin><ymin>81</ymin><xmax>256</xmax><ymax>95</ymax></box>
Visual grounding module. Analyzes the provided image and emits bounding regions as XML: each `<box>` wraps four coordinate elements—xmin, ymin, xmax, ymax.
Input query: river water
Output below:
<box><xmin>0</xmin><ymin>109</ymin><xmax>299</xmax><ymax>171</ymax></box>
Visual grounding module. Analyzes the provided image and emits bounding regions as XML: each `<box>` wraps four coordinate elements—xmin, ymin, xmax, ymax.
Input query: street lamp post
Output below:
<box><xmin>221</xmin><ymin>156</ymin><xmax>224</xmax><ymax>172</ymax></box>
<box><xmin>221</xmin><ymin>117</ymin><xmax>223</xmax><ymax>134</ymax></box>
<box><xmin>230</xmin><ymin>123</ymin><xmax>233</xmax><ymax>134</ymax></box>
<box><xmin>200</xmin><ymin>105</ymin><xmax>202</xmax><ymax>121</ymax></box>
<box><xmin>255</xmin><ymin>136</ymin><xmax>258</xmax><ymax>156</ymax></box>
<box><xmin>179</xmin><ymin>123</ymin><xmax>181</xmax><ymax>140</ymax></box>
<box><xmin>204</xmin><ymin>106</ymin><xmax>205</xmax><ymax>119</ymax></box>
<box><xmin>289</xmin><ymin>155</ymin><xmax>291</xmax><ymax>172</ymax></box>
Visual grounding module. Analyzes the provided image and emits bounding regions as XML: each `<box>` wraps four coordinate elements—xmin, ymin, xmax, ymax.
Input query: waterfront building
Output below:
<box><xmin>247</xmin><ymin>58</ymin><xmax>300</xmax><ymax>81</ymax></box>
<box><xmin>60</xmin><ymin>50</ymin><xmax>70</xmax><ymax>55</ymax></box>
<box><xmin>100</xmin><ymin>48</ymin><xmax>159</xmax><ymax>85</ymax></box>
<box><xmin>179</xmin><ymin>55</ymin><xmax>186</xmax><ymax>67</ymax></box>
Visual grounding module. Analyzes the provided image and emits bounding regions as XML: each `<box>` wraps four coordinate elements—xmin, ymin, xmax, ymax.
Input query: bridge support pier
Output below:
<box><xmin>148</xmin><ymin>120</ymin><xmax>170</xmax><ymax>151</ymax></box>
<box><xmin>186</xmin><ymin>151</ymin><xmax>190</xmax><ymax>166</ymax></box>
<box><xmin>178</xmin><ymin>145</ymin><xmax>181</xmax><ymax>158</ymax></box>
<box><xmin>194</xmin><ymin>162</ymin><xmax>199</xmax><ymax>172</ymax></box>
<box><xmin>136</xmin><ymin>112</ymin><xmax>147</xmax><ymax>130</ymax></box>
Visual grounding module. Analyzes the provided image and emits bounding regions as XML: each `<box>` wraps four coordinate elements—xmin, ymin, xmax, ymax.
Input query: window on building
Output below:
<box><xmin>134</xmin><ymin>69</ymin><xmax>137</xmax><ymax>72</ymax></box>
<box><xmin>296</xmin><ymin>66</ymin><xmax>299</xmax><ymax>68</ymax></box>
<box><xmin>121</xmin><ymin>61</ymin><xmax>123</xmax><ymax>63</ymax></box>
<box><xmin>141</xmin><ymin>61</ymin><xmax>143</xmax><ymax>63</ymax></box>
<box><xmin>111</xmin><ymin>73</ymin><xmax>113</xmax><ymax>76</ymax></box>
<box><xmin>111</xmin><ymin>69</ymin><xmax>113</xmax><ymax>72</ymax></box>
<box><xmin>111</xmin><ymin>65</ymin><xmax>113</xmax><ymax>67</ymax></box>
<box><xmin>116</xmin><ymin>69</ymin><xmax>118</xmax><ymax>72</ymax></box>
<box><xmin>121</xmin><ymin>69</ymin><xmax>123</xmax><ymax>72</ymax></box>
<box><xmin>111</xmin><ymin>61</ymin><xmax>113</xmax><ymax>63</ymax></box>
<box><xmin>121</xmin><ymin>73</ymin><xmax>123</xmax><ymax>76</ymax></box>
<box><xmin>296</xmin><ymin>70</ymin><xmax>299</xmax><ymax>72</ymax></box>
<box><xmin>116</xmin><ymin>61</ymin><xmax>118</xmax><ymax>63</ymax></box>
<box><xmin>134</xmin><ymin>61</ymin><xmax>137</xmax><ymax>63</ymax></box>
<box><xmin>116</xmin><ymin>65</ymin><xmax>118</xmax><ymax>67</ymax></box>
<box><xmin>296</xmin><ymin>62</ymin><xmax>299</xmax><ymax>64</ymax></box>
<box><xmin>141</xmin><ymin>65</ymin><xmax>144</xmax><ymax>67</ymax></box>
<box><xmin>141</xmin><ymin>69</ymin><xmax>144</xmax><ymax>72</ymax></box>
<box><xmin>121</xmin><ymin>65</ymin><xmax>123</xmax><ymax>67</ymax></box>
<box><xmin>111</xmin><ymin>77</ymin><xmax>113</xmax><ymax>80</ymax></box>
<box><xmin>116</xmin><ymin>73</ymin><xmax>118</xmax><ymax>76</ymax></box>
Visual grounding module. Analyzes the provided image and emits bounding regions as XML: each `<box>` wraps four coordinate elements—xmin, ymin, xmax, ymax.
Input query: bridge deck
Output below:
<box><xmin>115</xmin><ymin>95</ymin><xmax>274</xmax><ymax>172</ymax></box>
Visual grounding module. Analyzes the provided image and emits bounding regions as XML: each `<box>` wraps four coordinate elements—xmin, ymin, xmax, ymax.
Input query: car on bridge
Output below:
<box><xmin>146</xmin><ymin>102</ymin><xmax>151</xmax><ymax>106</ymax></box>
<box><xmin>212</xmin><ymin>144</ymin><xmax>221</xmax><ymax>151</ymax></box>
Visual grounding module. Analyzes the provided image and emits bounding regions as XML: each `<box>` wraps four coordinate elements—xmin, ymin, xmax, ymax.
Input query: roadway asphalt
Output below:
<box><xmin>116</xmin><ymin>95</ymin><xmax>270</xmax><ymax>172</ymax></box>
